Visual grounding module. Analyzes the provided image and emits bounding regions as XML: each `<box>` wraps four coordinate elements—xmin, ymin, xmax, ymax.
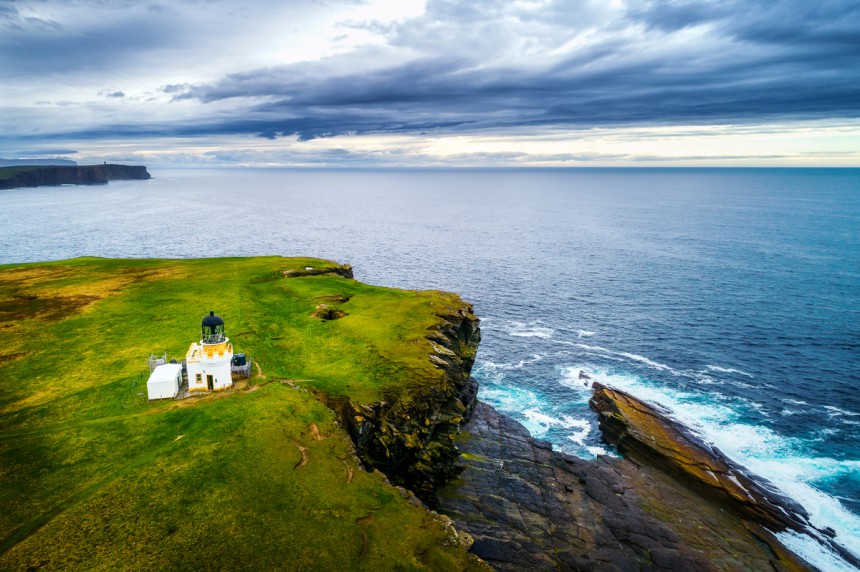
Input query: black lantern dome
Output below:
<box><xmin>201</xmin><ymin>311</ymin><xmax>225</xmax><ymax>344</ymax></box>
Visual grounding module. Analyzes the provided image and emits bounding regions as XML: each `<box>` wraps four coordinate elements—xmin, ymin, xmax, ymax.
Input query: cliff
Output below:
<box><xmin>0</xmin><ymin>164</ymin><xmax>151</xmax><ymax>189</ymax></box>
<box><xmin>301</xmin><ymin>290</ymin><xmax>829</xmax><ymax>568</ymax></box>
<box><xmin>271</xmin><ymin>266</ymin><xmax>845</xmax><ymax>569</ymax></box>
<box><xmin>321</xmin><ymin>306</ymin><xmax>481</xmax><ymax>505</ymax></box>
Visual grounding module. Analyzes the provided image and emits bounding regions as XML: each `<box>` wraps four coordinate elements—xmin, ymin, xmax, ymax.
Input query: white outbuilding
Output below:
<box><xmin>147</xmin><ymin>363</ymin><xmax>183</xmax><ymax>400</ymax></box>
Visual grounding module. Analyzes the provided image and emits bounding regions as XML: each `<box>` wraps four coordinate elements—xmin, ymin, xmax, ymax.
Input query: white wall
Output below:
<box><xmin>147</xmin><ymin>365</ymin><xmax>181</xmax><ymax>400</ymax></box>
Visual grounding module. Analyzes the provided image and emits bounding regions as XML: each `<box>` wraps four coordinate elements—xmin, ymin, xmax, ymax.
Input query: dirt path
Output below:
<box><xmin>293</xmin><ymin>441</ymin><xmax>308</xmax><ymax>469</ymax></box>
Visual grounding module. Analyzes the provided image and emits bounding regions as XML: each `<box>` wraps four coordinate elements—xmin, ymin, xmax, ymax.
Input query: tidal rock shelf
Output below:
<box><xmin>435</xmin><ymin>384</ymin><xmax>846</xmax><ymax>571</ymax></box>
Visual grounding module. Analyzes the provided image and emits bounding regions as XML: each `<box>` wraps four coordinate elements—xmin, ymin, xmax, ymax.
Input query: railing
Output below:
<box><xmin>147</xmin><ymin>352</ymin><xmax>168</xmax><ymax>372</ymax></box>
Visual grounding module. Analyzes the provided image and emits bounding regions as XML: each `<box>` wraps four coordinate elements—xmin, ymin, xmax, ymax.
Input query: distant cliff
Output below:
<box><xmin>0</xmin><ymin>164</ymin><xmax>151</xmax><ymax>190</ymax></box>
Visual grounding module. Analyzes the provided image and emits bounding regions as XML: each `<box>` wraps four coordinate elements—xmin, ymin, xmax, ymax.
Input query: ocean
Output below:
<box><xmin>1</xmin><ymin>167</ymin><xmax>858</xmax><ymax>569</ymax></box>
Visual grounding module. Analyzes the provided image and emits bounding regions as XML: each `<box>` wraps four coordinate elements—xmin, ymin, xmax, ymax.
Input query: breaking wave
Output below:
<box><xmin>564</xmin><ymin>366</ymin><xmax>860</xmax><ymax>567</ymax></box>
<box><xmin>500</xmin><ymin>320</ymin><xmax>555</xmax><ymax>339</ymax></box>
<box><xmin>705</xmin><ymin>364</ymin><xmax>754</xmax><ymax>378</ymax></box>
<box><xmin>474</xmin><ymin>318</ymin><xmax>860</xmax><ymax>570</ymax></box>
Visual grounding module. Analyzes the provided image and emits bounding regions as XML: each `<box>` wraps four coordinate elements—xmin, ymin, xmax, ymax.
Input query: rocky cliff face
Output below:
<box><xmin>325</xmin><ymin>305</ymin><xmax>480</xmax><ymax>506</ymax></box>
<box><xmin>314</xmin><ymin>291</ymin><xmax>853</xmax><ymax>570</ymax></box>
<box><xmin>437</xmin><ymin>389</ymin><xmax>828</xmax><ymax>571</ymax></box>
<box><xmin>0</xmin><ymin>164</ymin><xmax>151</xmax><ymax>189</ymax></box>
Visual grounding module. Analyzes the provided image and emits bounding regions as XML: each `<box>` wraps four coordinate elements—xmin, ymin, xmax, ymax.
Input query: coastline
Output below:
<box><xmin>0</xmin><ymin>164</ymin><xmax>151</xmax><ymax>190</ymax></box>
<box><xmin>1</xmin><ymin>256</ymin><xmax>857</xmax><ymax>570</ymax></box>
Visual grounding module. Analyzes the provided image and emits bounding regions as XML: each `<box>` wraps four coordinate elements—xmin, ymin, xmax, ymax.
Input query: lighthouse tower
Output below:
<box><xmin>186</xmin><ymin>311</ymin><xmax>234</xmax><ymax>392</ymax></box>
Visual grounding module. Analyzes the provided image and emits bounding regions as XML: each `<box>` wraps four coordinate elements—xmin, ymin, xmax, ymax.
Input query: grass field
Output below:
<box><xmin>0</xmin><ymin>166</ymin><xmax>42</xmax><ymax>180</ymax></box>
<box><xmin>0</xmin><ymin>257</ymin><xmax>484</xmax><ymax>570</ymax></box>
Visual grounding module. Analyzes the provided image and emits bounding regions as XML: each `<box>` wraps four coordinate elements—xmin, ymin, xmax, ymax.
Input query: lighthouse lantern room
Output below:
<box><xmin>186</xmin><ymin>311</ymin><xmax>234</xmax><ymax>392</ymax></box>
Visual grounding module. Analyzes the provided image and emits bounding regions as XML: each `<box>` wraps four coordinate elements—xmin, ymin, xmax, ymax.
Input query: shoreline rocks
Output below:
<box><xmin>590</xmin><ymin>382</ymin><xmax>860</xmax><ymax>570</ymax></box>
<box><xmin>589</xmin><ymin>382</ymin><xmax>811</xmax><ymax>533</ymax></box>
<box><xmin>437</xmin><ymin>399</ymin><xmax>816</xmax><ymax>571</ymax></box>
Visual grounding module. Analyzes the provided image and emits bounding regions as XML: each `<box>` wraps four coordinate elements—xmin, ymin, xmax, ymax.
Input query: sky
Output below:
<box><xmin>1</xmin><ymin>0</ymin><xmax>859</xmax><ymax>167</ymax></box>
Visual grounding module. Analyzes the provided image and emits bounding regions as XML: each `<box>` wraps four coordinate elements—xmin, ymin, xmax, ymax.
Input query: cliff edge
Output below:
<box><xmin>321</xmin><ymin>305</ymin><xmax>481</xmax><ymax>505</ymax></box>
<box><xmin>0</xmin><ymin>164</ymin><xmax>151</xmax><ymax>189</ymax></box>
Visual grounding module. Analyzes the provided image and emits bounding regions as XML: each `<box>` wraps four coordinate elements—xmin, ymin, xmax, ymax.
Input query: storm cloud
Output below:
<box><xmin>168</xmin><ymin>0</ymin><xmax>860</xmax><ymax>140</ymax></box>
<box><xmin>1</xmin><ymin>0</ymin><xmax>859</xmax><ymax>164</ymax></box>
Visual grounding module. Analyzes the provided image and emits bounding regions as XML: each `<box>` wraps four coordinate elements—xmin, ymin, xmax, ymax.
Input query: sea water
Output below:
<box><xmin>1</xmin><ymin>167</ymin><xmax>858</xmax><ymax>569</ymax></box>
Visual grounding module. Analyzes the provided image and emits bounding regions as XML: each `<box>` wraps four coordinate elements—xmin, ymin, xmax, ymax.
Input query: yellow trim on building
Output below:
<box><xmin>186</xmin><ymin>342</ymin><xmax>201</xmax><ymax>362</ymax></box>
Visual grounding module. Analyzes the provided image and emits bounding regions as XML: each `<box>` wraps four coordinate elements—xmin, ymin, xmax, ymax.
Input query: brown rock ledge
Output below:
<box><xmin>437</xmin><ymin>391</ymin><xmax>820</xmax><ymax>571</ymax></box>
<box><xmin>589</xmin><ymin>382</ymin><xmax>810</xmax><ymax>533</ymax></box>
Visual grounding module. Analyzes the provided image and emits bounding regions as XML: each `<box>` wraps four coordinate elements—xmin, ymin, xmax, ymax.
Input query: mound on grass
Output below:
<box><xmin>0</xmin><ymin>256</ymin><xmax>485</xmax><ymax>570</ymax></box>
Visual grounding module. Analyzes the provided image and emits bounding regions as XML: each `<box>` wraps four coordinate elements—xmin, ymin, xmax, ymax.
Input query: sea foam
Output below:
<box><xmin>563</xmin><ymin>366</ymin><xmax>860</xmax><ymax>567</ymax></box>
<box><xmin>705</xmin><ymin>364</ymin><xmax>754</xmax><ymax>378</ymax></box>
<box><xmin>502</xmin><ymin>320</ymin><xmax>555</xmax><ymax>339</ymax></box>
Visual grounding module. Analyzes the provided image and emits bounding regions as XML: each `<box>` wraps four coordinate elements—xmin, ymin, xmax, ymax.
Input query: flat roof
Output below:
<box><xmin>148</xmin><ymin>363</ymin><xmax>183</xmax><ymax>383</ymax></box>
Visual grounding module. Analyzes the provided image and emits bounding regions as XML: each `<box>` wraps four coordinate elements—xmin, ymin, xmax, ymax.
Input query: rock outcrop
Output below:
<box><xmin>325</xmin><ymin>305</ymin><xmax>480</xmax><ymax>506</ymax></box>
<box><xmin>589</xmin><ymin>383</ymin><xmax>811</xmax><ymax>533</ymax></box>
<box><xmin>437</xmin><ymin>394</ymin><xmax>821</xmax><ymax>571</ymax></box>
<box><xmin>282</xmin><ymin>263</ymin><xmax>354</xmax><ymax>279</ymax></box>
<box><xmin>0</xmin><ymin>164</ymin><xmax>151</xmax><ymax>189</ymax></box>
<box><xmin>590</xmin><ymin>382</ymin><xmax>860</xmax><ymax>570</ymax></box>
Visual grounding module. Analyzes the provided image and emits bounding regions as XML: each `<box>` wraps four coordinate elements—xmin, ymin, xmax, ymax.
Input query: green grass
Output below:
<box><xmin>0</xmin><ymin>257</ymin><xmax>484</xmax><ymax>570</ymax></box>
<box><xmin>0</xmin><ymin>167</ymin><xmax>43</xmax><ymax>180</ymax></box>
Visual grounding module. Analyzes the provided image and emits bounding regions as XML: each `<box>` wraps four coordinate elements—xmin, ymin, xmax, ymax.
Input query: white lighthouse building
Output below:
<box><xmin>186</xmin><ymin>311</ymin><xmax>233</xmax><ymax>392</ymax></box>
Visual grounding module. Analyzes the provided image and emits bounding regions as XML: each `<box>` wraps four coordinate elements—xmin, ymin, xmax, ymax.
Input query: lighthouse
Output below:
<box><xmin>186</xmin><ymin>311</ymin><xmax>234</xmax><ymax>392</ymax></box>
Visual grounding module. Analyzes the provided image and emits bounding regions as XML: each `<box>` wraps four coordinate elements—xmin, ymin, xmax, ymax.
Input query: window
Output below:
<box><xmin>195</xmin><ymin>373</ymin><xmax>202</xmax><ymax>383</ymax></box>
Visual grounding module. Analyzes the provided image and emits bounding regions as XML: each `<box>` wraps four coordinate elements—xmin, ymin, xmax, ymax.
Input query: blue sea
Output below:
<box><xmin>1</xmin><ymin>168</ymin><xmax>858</xmax><ymax>569</ymax></box>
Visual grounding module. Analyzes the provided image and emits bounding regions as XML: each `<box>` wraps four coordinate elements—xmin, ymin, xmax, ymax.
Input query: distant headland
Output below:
<box><xmin>0</xmin><ymin>164</ymin><xmax>151</xmax><ymax>190</ymax></box>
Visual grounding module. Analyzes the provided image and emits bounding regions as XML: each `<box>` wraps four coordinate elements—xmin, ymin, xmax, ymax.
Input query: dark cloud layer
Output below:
<box><xmin>167</xmin><ymin>0</ymin><xmax>860</xmax><ymax>140</ymax></box>
<box><xmin>2</xmin><ymin>0</ymin><xmax>859</xmax><ymax>145</ymax></box>
<box><xmin>0</xmin><ymin>2</ymin><xmax>187</xmax><ymax>75</ymax></box>
<box><xmin>11</xmin><ymin>148</ymin><xmax>78</xmax><ymax>156</ymax></box>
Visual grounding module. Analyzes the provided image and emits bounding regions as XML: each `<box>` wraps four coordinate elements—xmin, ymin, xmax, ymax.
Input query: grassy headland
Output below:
<box><xmin>0</xmin><ymin>166</ymin><xmax>42</xmax><ymax>180</ymax></box>
<box><xmin>0</xmin><ymin>257</ymin><xmax>484</xmax><ymax>570</ymax></box>
<box><xmin>0</xmin><ymin>164</ymin><xmax>150</xmax><ymax>189</ymax></box>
